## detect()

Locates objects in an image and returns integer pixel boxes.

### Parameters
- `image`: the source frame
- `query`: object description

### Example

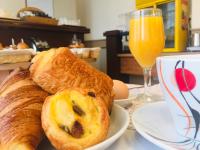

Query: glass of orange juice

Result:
[129,8,165,102]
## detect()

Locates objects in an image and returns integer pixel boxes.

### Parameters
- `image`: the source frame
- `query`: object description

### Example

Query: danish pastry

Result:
[42,88,109,150]
[30,47,114,112]
[0,69,49,150]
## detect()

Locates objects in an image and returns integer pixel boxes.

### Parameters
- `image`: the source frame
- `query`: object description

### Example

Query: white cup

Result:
[156,54,200,141]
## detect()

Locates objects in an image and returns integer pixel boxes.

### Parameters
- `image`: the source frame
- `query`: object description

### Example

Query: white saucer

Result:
[132,101,200,150]
[38,104,129,150]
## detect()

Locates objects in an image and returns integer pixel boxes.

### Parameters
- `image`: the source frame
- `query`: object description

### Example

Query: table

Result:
[107,130,162,150]
[107,84,164,150]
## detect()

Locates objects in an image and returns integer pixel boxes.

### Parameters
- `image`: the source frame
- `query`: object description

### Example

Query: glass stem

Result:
[143,68,152,95]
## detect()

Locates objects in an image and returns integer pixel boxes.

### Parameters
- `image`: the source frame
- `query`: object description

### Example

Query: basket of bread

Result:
[68,34,101,60]
[17,7,58,25]
[0,39,35,83]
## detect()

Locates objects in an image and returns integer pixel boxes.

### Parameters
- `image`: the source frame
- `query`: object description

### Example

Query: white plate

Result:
[114,84,141,107]
[114,93,136,107]
[132,101,200,150]
[38,104,129,150]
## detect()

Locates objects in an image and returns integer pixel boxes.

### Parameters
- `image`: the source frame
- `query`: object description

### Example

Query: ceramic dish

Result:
[114,93,136,107]
[132,101,200,150]
[38,104,129,150]
[114,84,143,107]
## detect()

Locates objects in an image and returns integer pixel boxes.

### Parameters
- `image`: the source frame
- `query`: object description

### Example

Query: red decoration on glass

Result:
[175,68,196,92]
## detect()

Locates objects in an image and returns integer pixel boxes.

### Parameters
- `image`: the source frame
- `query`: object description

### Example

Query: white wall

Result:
[53,0,77,19]
[77,0,135,40]
[191,0,200,29]
[0,0,25,18]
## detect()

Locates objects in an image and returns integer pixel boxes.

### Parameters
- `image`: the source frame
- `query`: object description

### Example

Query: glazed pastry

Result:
[30,47,114,112]
[0,43,3,50]
[42,88,109,150]
[0,69,49,150]
[17,39,29,49]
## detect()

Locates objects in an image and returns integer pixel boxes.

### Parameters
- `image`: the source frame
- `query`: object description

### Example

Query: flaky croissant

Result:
[42,88,110,150]
[30,47,114,112]
[0,69,49,150]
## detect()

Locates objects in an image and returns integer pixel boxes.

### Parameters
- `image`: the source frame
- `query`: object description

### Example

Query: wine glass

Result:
[129,8,165,102]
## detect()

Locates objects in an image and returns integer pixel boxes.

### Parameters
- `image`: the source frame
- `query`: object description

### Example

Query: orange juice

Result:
[129,16,165,68]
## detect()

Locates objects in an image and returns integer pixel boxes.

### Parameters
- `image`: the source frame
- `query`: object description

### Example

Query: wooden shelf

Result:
[0,18,90,48]
[0,18,90,33]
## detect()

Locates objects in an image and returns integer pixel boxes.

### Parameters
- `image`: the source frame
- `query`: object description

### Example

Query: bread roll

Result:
[30,47,114,112]
[0,43,3,50]
[0,69,49,150]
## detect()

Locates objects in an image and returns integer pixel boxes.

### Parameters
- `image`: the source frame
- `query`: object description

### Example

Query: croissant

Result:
[0,69,49,150]
[42,88,109,150]
[30,47,114,112]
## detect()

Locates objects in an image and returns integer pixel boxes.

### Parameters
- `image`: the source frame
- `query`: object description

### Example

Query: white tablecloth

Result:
[106,84,164,150]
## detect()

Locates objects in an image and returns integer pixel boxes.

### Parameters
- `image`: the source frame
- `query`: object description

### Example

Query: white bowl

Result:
[38,104,129,150]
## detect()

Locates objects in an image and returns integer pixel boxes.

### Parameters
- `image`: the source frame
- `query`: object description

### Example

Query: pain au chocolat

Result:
[29,47,114,112]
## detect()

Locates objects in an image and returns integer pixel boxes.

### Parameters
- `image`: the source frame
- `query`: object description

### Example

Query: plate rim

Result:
[86,104,129,150]
[114,95,136,102]
[131,101,177,150]
[114,96,136,107]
